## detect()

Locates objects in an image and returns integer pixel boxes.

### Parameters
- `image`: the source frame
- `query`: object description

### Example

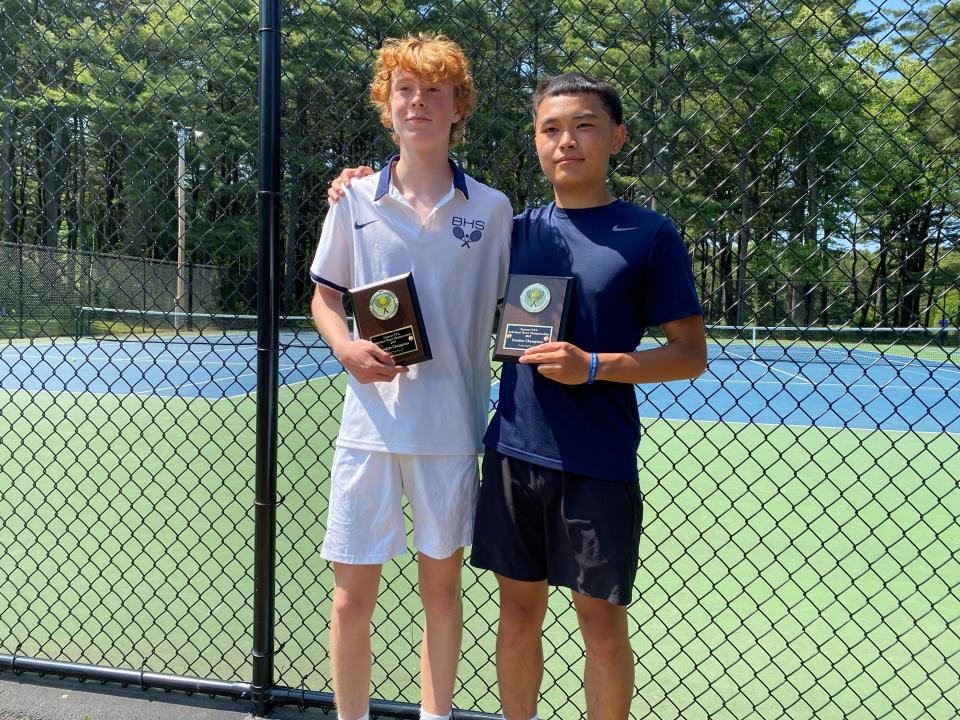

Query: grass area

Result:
[1,382,958,719]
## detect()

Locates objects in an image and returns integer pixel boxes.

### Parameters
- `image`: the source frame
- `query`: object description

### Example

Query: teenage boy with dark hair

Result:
[328,72,706,720]
[310,35,512,720]
[472,73,706,720]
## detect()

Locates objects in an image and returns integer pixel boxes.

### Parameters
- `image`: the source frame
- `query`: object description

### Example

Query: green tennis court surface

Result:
[1,377,956,719]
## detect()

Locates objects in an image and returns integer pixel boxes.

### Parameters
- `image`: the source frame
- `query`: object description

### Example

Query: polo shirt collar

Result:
[374,154,469,201]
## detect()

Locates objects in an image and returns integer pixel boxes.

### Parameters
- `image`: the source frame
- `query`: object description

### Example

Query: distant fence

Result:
[0,241,219,338]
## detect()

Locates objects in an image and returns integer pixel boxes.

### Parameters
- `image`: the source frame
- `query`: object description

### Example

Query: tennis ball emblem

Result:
[520,283,551,313]
[370,289,399,320]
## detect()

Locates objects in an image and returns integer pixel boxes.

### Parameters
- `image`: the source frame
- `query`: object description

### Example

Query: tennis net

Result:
[75,310,960,367]
[643,324,959,367]
[76,306,322,346]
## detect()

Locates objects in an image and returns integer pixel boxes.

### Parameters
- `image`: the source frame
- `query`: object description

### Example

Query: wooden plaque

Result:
[347,272,432,366]
[493,274,574,362]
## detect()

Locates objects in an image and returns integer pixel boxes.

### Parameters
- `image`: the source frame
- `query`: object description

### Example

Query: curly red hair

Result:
[370,34,477,146]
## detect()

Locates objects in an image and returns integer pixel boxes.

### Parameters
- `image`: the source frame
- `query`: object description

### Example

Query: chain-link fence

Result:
[1,0,958,718]
[0,241,221,339]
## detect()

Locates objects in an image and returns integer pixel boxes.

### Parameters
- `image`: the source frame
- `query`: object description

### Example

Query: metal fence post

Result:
[251,0,281,712]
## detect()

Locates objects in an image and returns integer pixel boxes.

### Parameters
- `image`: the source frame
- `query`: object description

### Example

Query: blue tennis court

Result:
[640,356,960,433]
[0,335,339,399]
[4,329,959,433]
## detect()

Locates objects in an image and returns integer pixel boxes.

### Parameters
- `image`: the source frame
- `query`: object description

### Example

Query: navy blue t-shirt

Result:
[483,200,702,484]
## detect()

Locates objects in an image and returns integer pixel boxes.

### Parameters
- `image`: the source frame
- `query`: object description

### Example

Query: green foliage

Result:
[0,0,957,323]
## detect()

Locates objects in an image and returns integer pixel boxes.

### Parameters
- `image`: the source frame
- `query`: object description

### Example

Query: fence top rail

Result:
[0,240,218,271]
[703,324,955,333]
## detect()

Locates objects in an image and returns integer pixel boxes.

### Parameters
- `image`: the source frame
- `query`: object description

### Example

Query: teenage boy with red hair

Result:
[309,35,512,720]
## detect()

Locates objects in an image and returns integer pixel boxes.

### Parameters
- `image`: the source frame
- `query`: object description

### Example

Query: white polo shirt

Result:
[310,157,512,455]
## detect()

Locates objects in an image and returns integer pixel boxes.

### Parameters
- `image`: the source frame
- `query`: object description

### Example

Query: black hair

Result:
[531,73,624,126]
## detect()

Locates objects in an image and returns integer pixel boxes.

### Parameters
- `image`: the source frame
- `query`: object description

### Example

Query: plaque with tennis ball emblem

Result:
[347,272,432,366]
[494,275,574,362]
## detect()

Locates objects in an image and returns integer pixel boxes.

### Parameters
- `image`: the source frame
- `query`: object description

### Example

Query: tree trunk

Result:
[924,240,940,327]
[282,164,301,315]
[851,216,860,315]
[14,148,25,239]
[37,103,68,247]
[819,226,834,324]
[103,142,123,249]
[803,138,818,325]
[923,203,946,326]
[896,201,932,327]
[735,121,758,326]
[720,230,736,325]
[121,146,144,256]
[1,107,15,243]
[877,243,889,324]
[699,232,709,318]
[647,31,659,212]
[859,253,881,327]
[707,231,718,324]
[65,112,79,249]
[77,115,89,249]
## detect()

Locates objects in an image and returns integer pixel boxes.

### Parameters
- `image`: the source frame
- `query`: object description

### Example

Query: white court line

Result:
[0,357,339,399]
[0,384,137,399]
[657,378,959,430]
[240,361,346,396]
[640,415,959,436]
[271,372,345,394]
[715,347,960,381]
[0,350,256,370]
[141,358,342,398]
[739,354,957,392]
[489,380,501,409]
[745,357,807,383]
[889,358,960,382]
[694,376,956,395]
[139,369,259,397]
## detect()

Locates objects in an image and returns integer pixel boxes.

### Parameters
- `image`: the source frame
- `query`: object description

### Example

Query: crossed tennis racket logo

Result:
[453,226,482,247]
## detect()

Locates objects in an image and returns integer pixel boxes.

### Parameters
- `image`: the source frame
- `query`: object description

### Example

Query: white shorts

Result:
[320,447,480,564]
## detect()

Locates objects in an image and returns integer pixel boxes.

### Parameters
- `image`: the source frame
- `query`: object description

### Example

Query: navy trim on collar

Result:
[450,158,469,199]
[373,157,393,200]
[374,155,470,201]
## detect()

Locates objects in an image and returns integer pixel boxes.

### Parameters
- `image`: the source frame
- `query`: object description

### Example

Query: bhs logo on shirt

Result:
[452,216,484,247]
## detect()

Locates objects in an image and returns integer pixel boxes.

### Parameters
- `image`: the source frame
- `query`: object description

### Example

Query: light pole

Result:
[172,121,203,331]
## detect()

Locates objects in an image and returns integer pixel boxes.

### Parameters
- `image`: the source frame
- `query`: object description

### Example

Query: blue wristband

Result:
[587,352,598,384]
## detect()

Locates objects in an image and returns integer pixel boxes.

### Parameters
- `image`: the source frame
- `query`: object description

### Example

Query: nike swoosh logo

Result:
[354,220,379,229]
[612,225,638,232]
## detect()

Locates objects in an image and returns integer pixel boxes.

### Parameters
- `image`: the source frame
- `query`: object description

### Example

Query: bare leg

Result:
[418,549,465,715]
[572,591,633,720]
[330,562,382,720]
[496,575,548,720]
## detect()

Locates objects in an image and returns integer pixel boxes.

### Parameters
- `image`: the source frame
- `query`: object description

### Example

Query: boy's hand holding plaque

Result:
[347,272,432,366]
[494,274,575,362]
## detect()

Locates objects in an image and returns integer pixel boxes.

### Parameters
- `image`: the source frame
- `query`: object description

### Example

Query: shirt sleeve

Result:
[309,197,354,294]
[643,219,703,327]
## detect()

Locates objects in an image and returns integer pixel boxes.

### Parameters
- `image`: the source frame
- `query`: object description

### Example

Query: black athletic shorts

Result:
[470,448,643,606]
